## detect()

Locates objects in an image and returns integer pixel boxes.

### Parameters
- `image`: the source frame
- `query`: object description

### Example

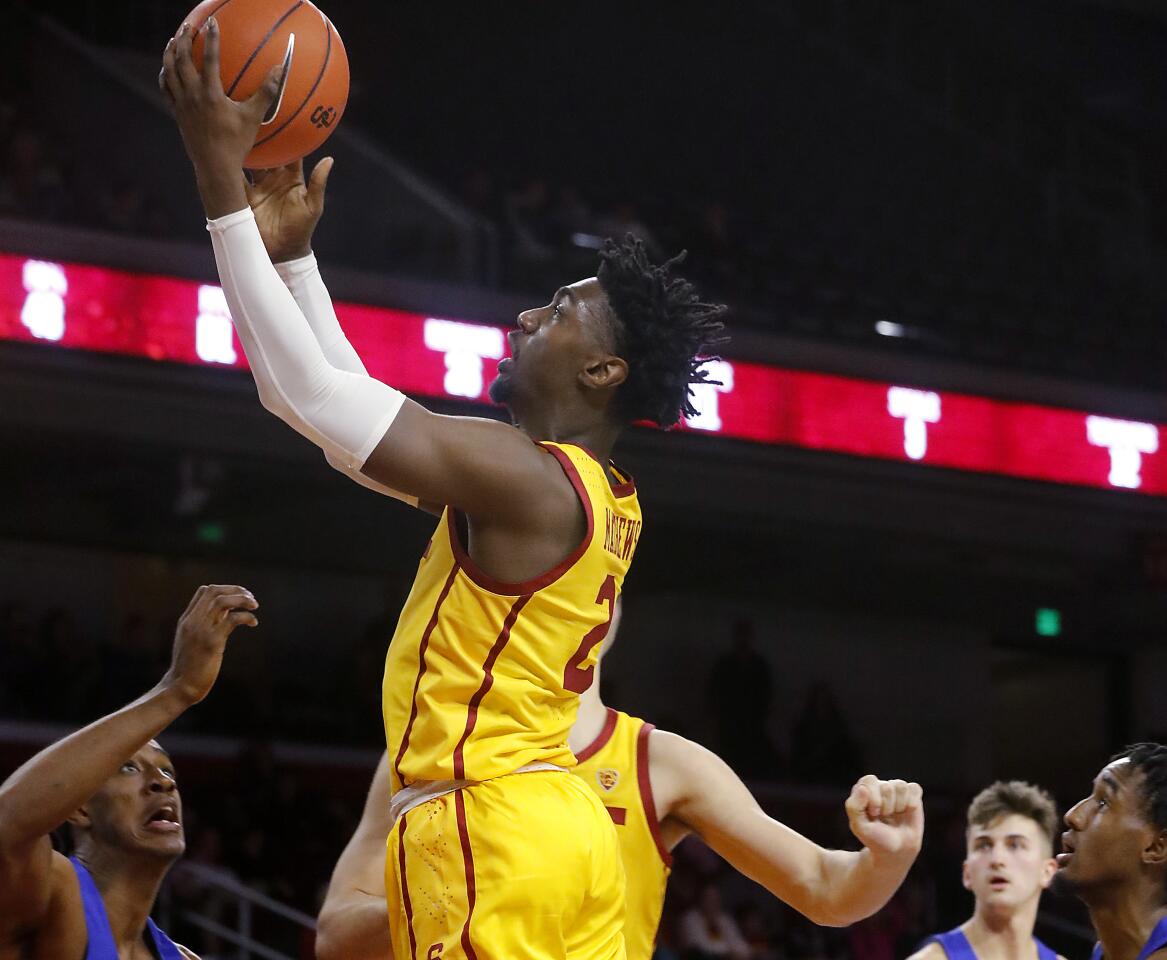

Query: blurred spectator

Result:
[595,199,661,258]
[168,824,237,960]
[0,128,71,222]
[707,619,780,777]
[548,183,593,245]
[679,882,751,960]
[505,179,555,259]
[736,903,781,960]
[789,681,862,786]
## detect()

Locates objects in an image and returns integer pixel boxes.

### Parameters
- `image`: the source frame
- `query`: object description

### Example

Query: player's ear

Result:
[1143,828,1167,868]
[579,354,628,392]
[67,805,92,830]
[961,859,973,891]
[1040,856,1058,888]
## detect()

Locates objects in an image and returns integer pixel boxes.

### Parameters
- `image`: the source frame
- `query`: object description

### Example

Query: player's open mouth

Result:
[989,877,1008,888]
[498,357,514,373]
[144,804,181,833]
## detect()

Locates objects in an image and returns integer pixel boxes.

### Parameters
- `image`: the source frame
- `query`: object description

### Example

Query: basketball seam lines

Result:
[253,11,333,148]
[224,0,304,98]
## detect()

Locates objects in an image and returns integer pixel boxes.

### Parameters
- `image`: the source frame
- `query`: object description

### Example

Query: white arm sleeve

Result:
[273,252,419,506]
[206,208,415,500]
[273,253,367,375]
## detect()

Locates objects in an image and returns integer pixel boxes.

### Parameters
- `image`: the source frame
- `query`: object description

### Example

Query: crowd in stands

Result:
[0,100,176,240]
[454,161,1165,389]
[2,62,1165,391]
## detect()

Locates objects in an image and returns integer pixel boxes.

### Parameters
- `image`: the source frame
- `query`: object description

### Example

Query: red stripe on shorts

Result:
[397,811,418,959]
[454,789,480,960]
[451,594,531,779]
[393,563,460,784]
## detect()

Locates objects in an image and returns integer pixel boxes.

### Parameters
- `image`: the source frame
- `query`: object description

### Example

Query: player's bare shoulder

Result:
[904,939,947,960]
[644,728,716,817]
[0,850,88,960]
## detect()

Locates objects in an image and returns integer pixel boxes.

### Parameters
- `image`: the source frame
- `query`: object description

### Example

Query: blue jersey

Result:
[929,927,1057,960]
[1090,916,1167,960]
[70,857,183,960]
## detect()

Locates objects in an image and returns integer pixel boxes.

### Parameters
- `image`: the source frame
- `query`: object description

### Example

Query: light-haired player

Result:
[315,600,925,960]
[907,781,1065,960]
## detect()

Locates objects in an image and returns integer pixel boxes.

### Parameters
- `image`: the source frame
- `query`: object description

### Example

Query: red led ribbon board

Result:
[1,253,1163,496]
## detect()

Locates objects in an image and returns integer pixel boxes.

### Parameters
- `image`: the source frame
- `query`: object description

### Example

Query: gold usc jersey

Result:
[383,442,642,793]
[574,708,672,960]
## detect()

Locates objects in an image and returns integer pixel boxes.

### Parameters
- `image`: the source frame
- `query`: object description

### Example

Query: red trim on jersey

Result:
[569,442,638,497]
[397,812,418,959]
[575,707,619,763]
[636,722,673,867]
[444,445,593,597]
[455,790,480,960]
[606,805,627,825]
[393,563,460,785]
[452,594,532,779]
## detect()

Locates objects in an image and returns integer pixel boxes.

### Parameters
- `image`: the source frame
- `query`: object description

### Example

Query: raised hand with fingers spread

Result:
[163,583,260,706]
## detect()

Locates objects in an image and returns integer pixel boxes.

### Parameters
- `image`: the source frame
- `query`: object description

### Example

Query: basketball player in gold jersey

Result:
[315,600,925,960]
[163,26,725,960]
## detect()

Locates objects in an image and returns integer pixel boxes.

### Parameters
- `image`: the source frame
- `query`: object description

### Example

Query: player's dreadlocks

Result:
[1113,742,1167,833]
[597,235,728,428]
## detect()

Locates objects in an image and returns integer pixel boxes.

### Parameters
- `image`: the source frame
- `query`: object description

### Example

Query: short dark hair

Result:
[1112,742,1167,832]
[596,235,728,428]
[967,780,1058,849]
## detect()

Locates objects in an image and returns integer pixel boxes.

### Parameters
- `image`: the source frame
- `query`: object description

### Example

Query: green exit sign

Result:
[1035,608,1062,637]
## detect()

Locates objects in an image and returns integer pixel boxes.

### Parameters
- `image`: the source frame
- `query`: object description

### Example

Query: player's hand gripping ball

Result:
[178,0,349,169]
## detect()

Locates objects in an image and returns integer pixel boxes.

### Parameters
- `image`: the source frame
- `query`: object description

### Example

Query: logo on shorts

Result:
[427,945,443,959]
[596,768,620,791]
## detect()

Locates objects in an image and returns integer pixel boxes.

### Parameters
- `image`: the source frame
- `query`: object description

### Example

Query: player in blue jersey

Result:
[908,781,1065,960]
[1057,743,1167,960]
[0,584,258,960]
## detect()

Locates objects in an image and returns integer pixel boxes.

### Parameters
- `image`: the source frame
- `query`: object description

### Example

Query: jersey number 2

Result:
[563,575,617,693]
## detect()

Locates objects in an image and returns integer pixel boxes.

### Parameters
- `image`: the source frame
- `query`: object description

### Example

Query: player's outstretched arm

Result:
[160,23,567,523]
[244,161,430,508]
[316,753,394,960]
[651,731,924,928]
[0,585,257,943]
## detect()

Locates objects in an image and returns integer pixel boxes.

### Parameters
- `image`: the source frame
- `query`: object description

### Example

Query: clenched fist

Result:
[844,774,925,861]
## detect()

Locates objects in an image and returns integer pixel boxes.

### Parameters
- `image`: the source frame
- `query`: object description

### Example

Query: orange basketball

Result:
[181,0,349,169]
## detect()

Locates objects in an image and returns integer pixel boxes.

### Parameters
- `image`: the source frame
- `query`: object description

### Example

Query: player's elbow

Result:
[313,909,347,960]
[806,902,864,928]
[768,856,862,928]
[314,896,391,960]
[255,383,292,422]
[781,889,852,928]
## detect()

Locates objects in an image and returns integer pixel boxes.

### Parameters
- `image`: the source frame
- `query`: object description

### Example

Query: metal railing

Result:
[159,861,316,960]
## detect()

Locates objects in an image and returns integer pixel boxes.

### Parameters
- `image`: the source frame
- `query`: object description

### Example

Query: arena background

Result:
[3,1,1167,957]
